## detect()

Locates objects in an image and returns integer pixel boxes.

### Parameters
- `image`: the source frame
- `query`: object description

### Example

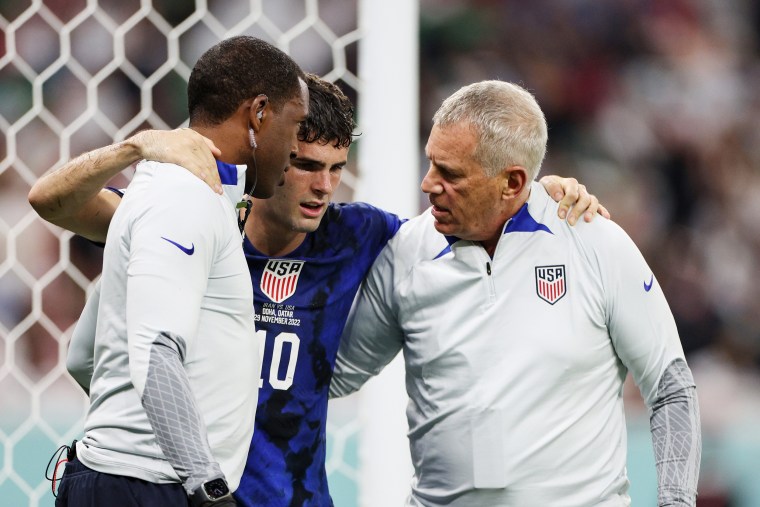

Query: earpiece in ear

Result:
[249,126,257,149]
[257,111,263,121]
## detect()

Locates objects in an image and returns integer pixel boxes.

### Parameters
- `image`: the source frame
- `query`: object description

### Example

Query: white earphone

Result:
[250,106,263,148]
[249,126,257,149]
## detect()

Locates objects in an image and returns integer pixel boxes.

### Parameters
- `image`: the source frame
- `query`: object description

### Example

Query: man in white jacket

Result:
[331,80,701,507]
[38,36,308,507]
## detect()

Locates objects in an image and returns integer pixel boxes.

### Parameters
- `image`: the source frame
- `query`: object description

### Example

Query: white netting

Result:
[0,1,368,505]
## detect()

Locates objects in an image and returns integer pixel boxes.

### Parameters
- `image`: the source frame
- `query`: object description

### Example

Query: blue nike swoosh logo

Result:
[161,237,195,255]
[644,274,654,292]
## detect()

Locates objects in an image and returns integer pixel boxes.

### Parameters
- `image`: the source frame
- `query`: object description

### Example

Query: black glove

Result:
[188,477,237,507]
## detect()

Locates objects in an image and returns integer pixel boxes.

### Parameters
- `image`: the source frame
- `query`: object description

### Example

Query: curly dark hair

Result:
[188,36,305,126]
[299,73,357,148]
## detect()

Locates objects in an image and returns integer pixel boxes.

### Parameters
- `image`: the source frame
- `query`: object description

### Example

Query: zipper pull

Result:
[486,261,492,276]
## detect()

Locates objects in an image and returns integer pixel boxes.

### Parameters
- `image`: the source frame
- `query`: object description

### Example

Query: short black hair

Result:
[188,36,305,126]
[299,73,357,148]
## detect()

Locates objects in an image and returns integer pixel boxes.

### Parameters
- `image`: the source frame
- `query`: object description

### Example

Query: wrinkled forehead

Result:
[426,122,478,161]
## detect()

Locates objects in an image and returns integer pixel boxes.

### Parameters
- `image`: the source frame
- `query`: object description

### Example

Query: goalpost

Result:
[0,1,417,505]
[353,3,417,506]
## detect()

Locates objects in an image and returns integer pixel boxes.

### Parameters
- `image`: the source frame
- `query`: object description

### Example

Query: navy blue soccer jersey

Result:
[234,202,402,507]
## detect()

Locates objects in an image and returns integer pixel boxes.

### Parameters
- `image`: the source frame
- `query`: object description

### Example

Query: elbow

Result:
[65,356,92,393]
[27,185,44,212]
[66,353,87,378]
[28,183,59,220]
[329,361,363,398]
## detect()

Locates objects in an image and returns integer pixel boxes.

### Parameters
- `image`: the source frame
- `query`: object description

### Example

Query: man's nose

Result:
[420,167,442,194]
[313,171,332,194]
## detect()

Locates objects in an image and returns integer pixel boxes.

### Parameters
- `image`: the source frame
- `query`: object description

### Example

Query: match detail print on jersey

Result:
[260,259,305,303]
[535,265,567,305]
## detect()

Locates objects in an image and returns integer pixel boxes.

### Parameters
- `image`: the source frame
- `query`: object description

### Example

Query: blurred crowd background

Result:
[1,0,759,505]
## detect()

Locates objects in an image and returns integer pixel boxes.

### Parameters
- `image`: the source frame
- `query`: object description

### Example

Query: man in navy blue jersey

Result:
[30,73,606,506]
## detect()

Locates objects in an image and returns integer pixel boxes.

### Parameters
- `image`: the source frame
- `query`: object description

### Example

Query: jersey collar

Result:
[434,183,553,259]
[216,160,247,208]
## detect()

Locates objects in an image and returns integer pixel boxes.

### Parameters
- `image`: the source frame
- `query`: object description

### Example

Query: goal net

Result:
[0,1,416,505]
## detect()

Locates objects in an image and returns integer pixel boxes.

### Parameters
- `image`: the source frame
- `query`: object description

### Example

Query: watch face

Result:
[204,478,229,499]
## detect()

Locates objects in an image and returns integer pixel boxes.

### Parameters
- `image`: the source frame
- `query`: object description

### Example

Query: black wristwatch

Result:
[189,477,233,506]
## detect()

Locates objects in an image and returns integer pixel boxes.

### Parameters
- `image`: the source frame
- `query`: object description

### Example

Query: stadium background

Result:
[1,0,759,505]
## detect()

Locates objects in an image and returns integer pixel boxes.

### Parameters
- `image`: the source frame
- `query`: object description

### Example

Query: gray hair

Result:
[432,80,548,180]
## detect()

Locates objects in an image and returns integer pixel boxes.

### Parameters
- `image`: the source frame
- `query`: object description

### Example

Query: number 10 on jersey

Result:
[256,331,300,390]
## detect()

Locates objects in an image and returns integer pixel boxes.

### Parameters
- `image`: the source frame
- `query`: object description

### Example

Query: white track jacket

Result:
[331,181,693,506]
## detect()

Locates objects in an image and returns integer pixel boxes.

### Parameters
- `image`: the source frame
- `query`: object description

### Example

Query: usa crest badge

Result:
[535,265,567,305]
[261,259,305,303]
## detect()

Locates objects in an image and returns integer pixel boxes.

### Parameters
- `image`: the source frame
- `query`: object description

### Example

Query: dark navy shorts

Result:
[55,457,188,507]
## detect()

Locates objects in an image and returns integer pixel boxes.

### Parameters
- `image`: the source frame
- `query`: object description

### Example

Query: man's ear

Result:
[501,166,528,199]
[250,94,268,130]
